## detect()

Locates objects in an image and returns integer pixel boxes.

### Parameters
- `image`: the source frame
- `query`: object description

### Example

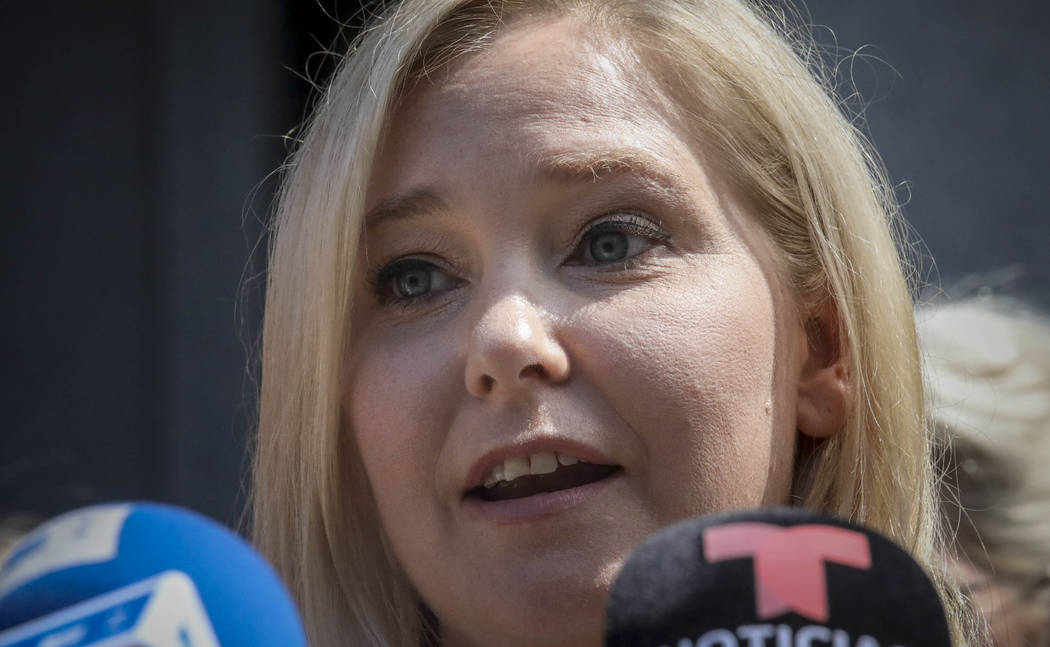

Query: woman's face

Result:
[347,16,814,647]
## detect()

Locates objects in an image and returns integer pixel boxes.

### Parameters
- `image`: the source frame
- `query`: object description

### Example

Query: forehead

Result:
[372,16,689,190]
[424,16,649,119]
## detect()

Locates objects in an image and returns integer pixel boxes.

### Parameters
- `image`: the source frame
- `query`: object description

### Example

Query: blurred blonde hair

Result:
[253,0,975,644]
[920,295,1050,643]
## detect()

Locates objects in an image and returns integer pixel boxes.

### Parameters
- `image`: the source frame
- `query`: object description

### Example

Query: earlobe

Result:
[796,308,851,439]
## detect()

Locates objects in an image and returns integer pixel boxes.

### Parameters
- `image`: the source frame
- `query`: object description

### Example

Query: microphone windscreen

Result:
[0,502,306,647]
[605,507,950,647]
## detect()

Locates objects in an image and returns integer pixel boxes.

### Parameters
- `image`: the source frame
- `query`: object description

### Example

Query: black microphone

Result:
[604,507,951,647]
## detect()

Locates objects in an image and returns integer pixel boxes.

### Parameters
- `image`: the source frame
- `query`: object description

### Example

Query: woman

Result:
[252,1,975,644]
[921,296,1050,646]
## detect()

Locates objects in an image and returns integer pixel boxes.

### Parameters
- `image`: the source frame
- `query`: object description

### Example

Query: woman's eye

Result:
[371,258,458,305]
[588,230,634,263]
[395,266,431,298]
[569,214,669,266]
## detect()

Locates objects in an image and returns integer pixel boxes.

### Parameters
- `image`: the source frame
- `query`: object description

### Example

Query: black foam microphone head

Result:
[605,507,951,647]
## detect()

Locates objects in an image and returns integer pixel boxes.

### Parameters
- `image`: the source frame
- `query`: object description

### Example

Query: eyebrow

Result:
[535,148,689,192]
[364,187,447,229]
[364,148,694,229]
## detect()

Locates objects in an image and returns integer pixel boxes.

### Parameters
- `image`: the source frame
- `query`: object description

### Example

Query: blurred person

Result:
[921,295,1050,646]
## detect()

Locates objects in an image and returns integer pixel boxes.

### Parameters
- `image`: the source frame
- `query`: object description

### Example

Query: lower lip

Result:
[462,471,622,525]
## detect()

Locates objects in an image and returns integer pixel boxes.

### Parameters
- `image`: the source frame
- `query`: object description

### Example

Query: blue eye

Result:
[571,214,669,266]
[371,258,458,305]
[588,231,631,263]
[395,266,432,298]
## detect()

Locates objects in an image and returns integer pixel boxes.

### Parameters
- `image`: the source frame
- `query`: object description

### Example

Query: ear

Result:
[796,302,851,439]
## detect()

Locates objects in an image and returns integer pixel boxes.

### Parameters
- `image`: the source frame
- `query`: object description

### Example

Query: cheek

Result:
[568,257,796,516]
[345,326,461,529]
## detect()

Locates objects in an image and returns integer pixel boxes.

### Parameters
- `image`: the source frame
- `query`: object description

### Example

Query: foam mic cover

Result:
[605,507,951,647]
[0,502,306,647]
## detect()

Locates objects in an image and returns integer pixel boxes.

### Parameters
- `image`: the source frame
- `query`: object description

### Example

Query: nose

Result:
[464,294,570,400]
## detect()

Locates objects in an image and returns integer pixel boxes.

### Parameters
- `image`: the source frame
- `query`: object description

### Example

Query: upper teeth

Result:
[483,452,583,488]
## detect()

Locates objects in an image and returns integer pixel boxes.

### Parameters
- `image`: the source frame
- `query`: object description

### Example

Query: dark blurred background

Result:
[2,1,1047,531]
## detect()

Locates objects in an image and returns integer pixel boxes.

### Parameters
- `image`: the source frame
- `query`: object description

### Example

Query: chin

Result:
[436,550,623,647]
[443,601,605,647]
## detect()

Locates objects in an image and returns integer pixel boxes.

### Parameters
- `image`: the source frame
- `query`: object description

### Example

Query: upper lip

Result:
[461,437,618,497]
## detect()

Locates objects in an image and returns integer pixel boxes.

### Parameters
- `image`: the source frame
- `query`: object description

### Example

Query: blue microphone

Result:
[0,502,307,647]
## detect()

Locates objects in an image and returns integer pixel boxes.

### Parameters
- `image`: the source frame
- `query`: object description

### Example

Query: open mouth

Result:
[465,452,622,502]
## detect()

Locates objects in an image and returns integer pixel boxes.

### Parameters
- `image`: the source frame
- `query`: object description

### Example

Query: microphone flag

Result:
[604,507,951,647]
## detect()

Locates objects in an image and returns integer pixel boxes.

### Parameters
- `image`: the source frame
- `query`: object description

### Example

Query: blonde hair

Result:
[921,296,1050,643]
[252,0,974,644]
